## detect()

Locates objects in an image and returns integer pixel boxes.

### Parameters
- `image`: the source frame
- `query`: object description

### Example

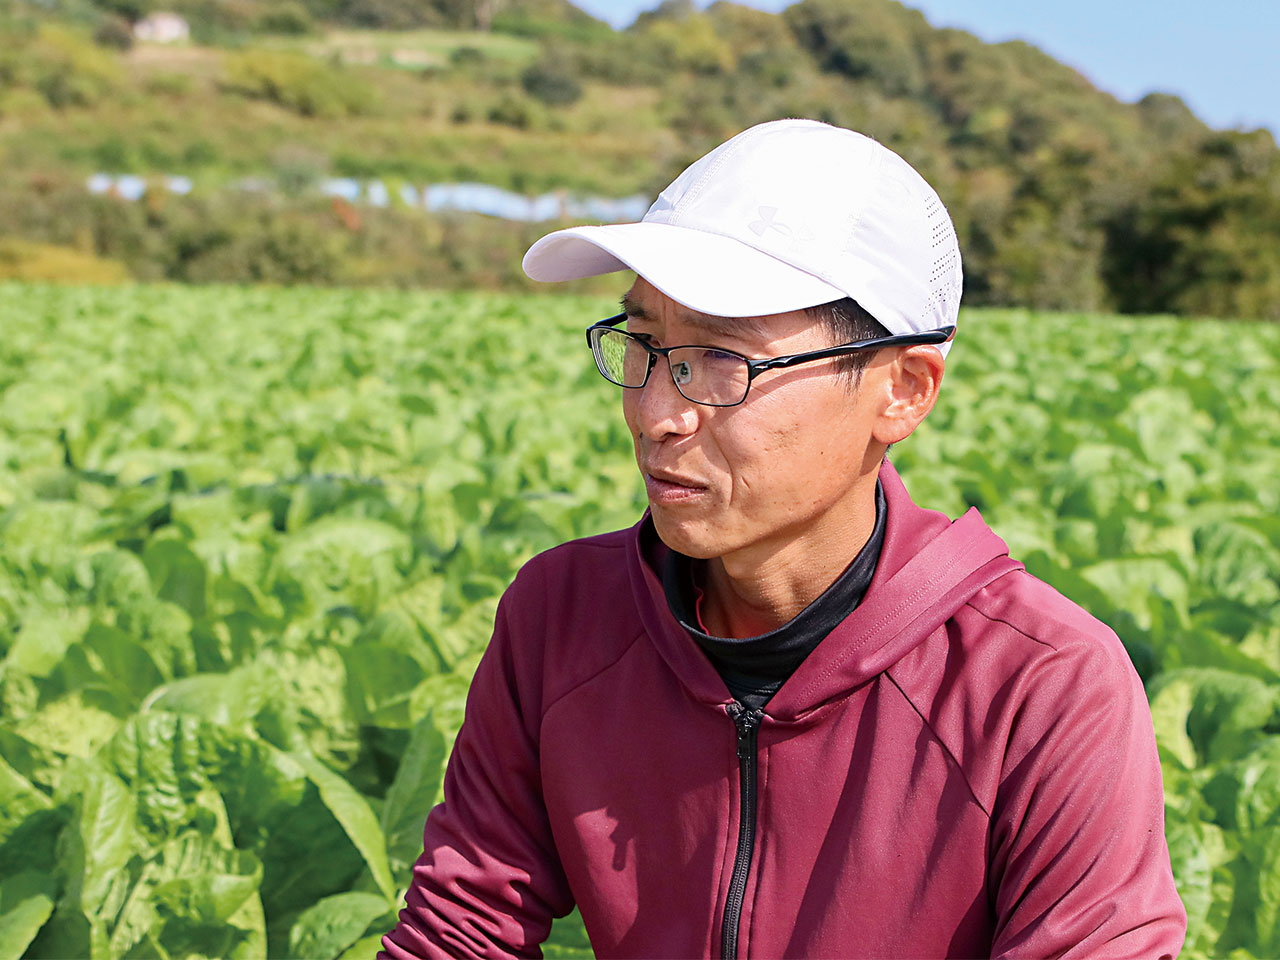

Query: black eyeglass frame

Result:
[585,313,956,408]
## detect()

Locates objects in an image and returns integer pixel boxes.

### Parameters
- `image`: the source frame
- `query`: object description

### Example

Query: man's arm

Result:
[987,631,1187,959]
[380,579,574,959]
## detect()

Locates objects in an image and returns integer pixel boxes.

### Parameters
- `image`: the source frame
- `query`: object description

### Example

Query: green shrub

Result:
[91,135,136,171]
[92,14,134,51]
[0,23,122,108]
[255,1,315,35]
[342,0,448,30]
[486,92,540,130]
[139,138,179,168]
[632,12,735,75]
[221,48,376,118]
[0,86,48,121]
[182,139,221,167]
[272,144,329,196]
[520,60,581,107]
[144,70,196,96]
[0,239,132,284]
[785,0,928,97]
[737,48,807,88]
[449,45,485,66]
[175,0,258,43]
[181,211,346,283]
[491,8,616,46]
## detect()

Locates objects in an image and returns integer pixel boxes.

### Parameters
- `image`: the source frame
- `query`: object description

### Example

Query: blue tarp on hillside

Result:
[86,173,649,224]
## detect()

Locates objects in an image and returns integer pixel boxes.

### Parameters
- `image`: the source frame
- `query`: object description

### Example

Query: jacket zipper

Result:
[722,701,763,959]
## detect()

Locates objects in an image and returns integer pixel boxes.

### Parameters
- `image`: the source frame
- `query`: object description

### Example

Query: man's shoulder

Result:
[960,567,1135,680]
[511,525,635,593]
[890,566,1150,812]
[497,522,646,661]
[541,524,636,558]
[475,524,651,722]
[891,565,1140,709]
[939,566,1149,750]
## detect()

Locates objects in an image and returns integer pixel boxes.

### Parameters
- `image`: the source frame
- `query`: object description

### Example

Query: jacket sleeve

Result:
[987,630,1187,959]
[380,573,574,959]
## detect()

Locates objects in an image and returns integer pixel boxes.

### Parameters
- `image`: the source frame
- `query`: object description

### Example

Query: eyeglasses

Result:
[585,313,955,407]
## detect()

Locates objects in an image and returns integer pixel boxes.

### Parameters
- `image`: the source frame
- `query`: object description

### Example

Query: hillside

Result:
[0,0,1277,317]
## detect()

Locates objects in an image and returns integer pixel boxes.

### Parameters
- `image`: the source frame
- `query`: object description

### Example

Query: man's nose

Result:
[635,358,699,440]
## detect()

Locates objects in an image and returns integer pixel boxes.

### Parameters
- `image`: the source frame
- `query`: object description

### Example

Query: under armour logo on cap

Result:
[749,206,813,242]
[749,206,784,236]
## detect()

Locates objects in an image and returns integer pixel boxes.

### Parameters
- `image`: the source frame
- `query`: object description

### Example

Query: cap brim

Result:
[522,222,844,318]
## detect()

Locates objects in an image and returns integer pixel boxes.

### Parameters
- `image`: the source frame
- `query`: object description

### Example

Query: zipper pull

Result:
[727,701,763,760]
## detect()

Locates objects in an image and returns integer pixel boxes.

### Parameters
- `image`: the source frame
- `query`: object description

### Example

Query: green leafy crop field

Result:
[0,282,1278,959]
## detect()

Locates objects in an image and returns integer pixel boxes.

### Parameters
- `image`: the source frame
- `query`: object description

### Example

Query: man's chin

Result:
[649,511,727,561]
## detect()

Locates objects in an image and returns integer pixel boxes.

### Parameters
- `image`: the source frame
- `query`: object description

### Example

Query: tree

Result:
[1103,130,1280,319]
[784,0,928,97]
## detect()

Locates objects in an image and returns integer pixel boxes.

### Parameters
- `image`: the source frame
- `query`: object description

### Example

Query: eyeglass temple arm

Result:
[585,313,629,347]
[750,325,957,372]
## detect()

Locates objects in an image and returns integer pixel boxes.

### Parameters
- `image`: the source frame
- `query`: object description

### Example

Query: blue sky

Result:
[573,0,1279,137]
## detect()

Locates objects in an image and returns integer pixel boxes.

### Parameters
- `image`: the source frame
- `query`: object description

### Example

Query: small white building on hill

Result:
[133,12,190,43]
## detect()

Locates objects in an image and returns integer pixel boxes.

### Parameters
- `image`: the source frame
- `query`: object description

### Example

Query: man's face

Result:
[621,277,889,568]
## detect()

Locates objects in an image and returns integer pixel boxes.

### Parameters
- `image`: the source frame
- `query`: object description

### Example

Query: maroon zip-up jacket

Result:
[382,460,1187,958]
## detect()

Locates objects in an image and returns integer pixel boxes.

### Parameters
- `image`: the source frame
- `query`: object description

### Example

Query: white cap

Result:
[522,118,962,357]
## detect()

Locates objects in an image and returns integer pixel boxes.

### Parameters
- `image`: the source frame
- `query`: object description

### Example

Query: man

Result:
[381,119,1187,958]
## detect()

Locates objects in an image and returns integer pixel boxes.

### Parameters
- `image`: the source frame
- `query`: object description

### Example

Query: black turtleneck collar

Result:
[661,479,887,710]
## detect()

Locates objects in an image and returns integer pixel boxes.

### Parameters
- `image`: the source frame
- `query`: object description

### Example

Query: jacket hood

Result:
[625,458,1023,721]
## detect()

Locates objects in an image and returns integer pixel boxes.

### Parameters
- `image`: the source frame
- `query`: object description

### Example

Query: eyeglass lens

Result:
[592,329,750,406]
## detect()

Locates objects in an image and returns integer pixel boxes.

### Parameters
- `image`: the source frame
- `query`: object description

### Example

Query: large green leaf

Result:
[57,622,167,712]
[145,663,274,728]
[341,641,425,729]
[288,891,393,960]
[104,832,265,960]
[52,757,139,942]
[271,517,412,619]
[143,538,210,619]
[98,712,209,844]
[1147,668,1280,769]
[82,549,153,611]
[151,834,263,925]
[381,710,446,872]
[0,756,52,846]
[1255,827,1280,956]
[1,501,105,572]
[0,871,56,960]
[5,607,87,679]
[338,932,390,960]
[1195,521,1280,609]
[1079,555,1190,631]
[292,752,396,903]
[1201,736,1280,835]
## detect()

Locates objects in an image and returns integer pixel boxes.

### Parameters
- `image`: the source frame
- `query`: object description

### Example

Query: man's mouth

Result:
[644,470,708,503]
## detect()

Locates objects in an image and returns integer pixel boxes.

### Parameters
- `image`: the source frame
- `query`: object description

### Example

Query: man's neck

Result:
[697,476,879,639]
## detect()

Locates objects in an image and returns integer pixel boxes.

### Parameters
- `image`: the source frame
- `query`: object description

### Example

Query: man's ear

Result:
[871,345,945,447]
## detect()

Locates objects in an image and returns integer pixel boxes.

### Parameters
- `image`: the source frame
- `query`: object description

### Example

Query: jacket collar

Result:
[624,458,1022,721]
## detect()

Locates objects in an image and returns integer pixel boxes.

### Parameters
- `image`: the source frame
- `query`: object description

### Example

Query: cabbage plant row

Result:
[0,282,1277,959]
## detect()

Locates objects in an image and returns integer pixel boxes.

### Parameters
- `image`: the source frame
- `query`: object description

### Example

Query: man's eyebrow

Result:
[619,295,773,340]
[619,294,647,319]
